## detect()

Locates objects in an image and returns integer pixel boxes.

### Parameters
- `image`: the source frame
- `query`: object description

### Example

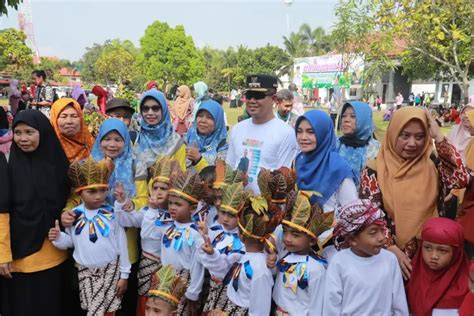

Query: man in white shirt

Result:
[226,75,298,193]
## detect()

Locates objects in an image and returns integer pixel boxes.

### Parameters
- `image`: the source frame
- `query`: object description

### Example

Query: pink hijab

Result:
[448,105,474,159]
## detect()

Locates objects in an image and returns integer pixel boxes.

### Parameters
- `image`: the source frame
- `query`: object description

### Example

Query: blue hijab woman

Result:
[133,90,184,179]
[91,118,136,203]
[336,101,380,183]
[295,110,358,212]
[186,99,228,164]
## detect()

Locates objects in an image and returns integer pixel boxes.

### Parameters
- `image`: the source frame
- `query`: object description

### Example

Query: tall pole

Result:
[283,0,294,35]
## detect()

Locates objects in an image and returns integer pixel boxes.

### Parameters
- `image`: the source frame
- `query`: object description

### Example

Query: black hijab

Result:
[0,153,8,214]
[9,110,70,259]
[0,107,8,130]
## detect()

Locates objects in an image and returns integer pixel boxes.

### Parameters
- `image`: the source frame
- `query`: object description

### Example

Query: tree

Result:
[137,21,205,87]
[80,42,110,83]
[1,0,22,16]
[38,57,71,83]
[94,39,138,84]
[298,24,332,56]
[0,28,32,76]
[281,32,308,80]
[372,0,474,102]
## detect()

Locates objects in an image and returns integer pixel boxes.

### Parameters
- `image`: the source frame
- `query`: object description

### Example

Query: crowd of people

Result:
[0,72,473,316]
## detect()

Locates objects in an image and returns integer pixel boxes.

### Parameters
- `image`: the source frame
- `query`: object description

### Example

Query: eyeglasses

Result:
[244,90,274,100]
[141,105,161,113]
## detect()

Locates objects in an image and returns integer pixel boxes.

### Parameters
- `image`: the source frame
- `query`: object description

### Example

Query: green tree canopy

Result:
[94,39,138,84]
[137,21,205,87]
[372,0,474,102]
[1,0,22,16]
[0,28,32,76]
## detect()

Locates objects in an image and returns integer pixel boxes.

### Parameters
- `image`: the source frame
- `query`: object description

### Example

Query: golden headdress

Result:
[219,182,246,216]
[147,265,187,307]
[150,156,180,185]
[258,167,296,204]
[282,191,333,240]
[69,157,114,193]
[169,169,203,204]
[213,159,243,189]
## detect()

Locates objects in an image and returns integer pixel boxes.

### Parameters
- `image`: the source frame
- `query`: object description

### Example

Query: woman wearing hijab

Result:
[0,110,70,316]
[50,98,94,162]
[0,107,12,157]
[133,90,187,180]
[8,79,21,116]
[71,84,88,109]
[448,105,474,160]
[407,218,470,316]
[360,107,468,281]
[92,85,109,114]
[185,99,228,165]
[337,101,380,182]
[295,110,358,248]
[191,81,209,121]
[171,85,194,136]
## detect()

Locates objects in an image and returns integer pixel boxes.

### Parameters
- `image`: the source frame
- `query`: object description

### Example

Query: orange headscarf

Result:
[50,98,94,162]
[173,85,193,120]
[376,107,438,248]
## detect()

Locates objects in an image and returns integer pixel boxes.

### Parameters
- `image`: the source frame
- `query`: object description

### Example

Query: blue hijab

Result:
[295,110,356,205]
[186,100,228,164]
[336,101,376,182]
[91,118,136,203]
[134,90,181,178]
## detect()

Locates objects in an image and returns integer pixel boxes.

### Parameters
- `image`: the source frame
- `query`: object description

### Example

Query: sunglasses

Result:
[244,90,275,100]
[141,105,161,113]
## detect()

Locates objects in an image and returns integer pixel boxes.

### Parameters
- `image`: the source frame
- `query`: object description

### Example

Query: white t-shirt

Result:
[323,248,409,316]
[226,117,298,194]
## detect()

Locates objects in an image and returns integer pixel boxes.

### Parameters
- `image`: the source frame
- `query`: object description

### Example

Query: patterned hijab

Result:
[91,118,136,203]
[186,99,228,164]
[447,105,474,160]
[134,90,181,179]
[295,110,356,205]
[375,107,438,248]
[337,101,378,181]
[50,98,94,162]
[173,85,193,120]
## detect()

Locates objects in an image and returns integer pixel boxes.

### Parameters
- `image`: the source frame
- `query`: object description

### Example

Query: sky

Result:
[0,0,338,61]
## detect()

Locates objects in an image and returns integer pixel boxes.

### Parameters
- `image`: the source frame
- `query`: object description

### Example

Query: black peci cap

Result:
[245,75,278,92]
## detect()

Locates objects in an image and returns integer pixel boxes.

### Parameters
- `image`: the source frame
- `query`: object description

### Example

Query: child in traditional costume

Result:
[273,191,332,315]
[407,217,470,316]
[222,192,284,315]
[144,265,188,316]
[130,156,180,316]
[197,180,246,314]
[48,158,131,316]
[192,165,218,227]
[159,169,206,315]
[324,199,408,315]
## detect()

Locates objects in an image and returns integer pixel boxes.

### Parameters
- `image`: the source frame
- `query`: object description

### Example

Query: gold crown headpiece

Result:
[150,156,180,185]
[69,157,114,193]
[169,169,203,204]
[282,191,333,240]
[147,265,187,307]
[213,159,243,189]
[258,167,296,204]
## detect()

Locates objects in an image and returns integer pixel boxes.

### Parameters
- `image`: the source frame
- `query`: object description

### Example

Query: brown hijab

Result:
[173,85,193,120]
[376,107,438,248]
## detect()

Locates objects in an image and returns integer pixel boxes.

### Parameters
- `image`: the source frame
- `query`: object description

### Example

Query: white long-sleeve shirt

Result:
[226,252,274,316]
[52,203,131,279]
[273,253,326,315]
[323,248,409,316]
[157,221,205,301]
[196,225,245,280]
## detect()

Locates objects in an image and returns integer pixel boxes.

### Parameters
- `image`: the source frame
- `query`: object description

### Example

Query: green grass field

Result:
[1,98,451,138]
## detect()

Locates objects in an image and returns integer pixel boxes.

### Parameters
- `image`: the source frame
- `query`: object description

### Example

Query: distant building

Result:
[58,67,81,86]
